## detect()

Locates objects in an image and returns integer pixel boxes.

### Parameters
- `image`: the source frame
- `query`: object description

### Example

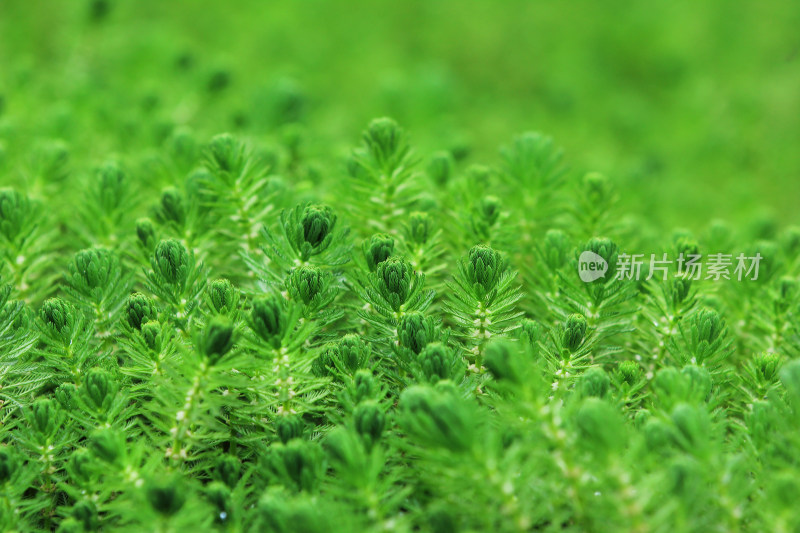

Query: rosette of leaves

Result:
[285,265,341,323]
[73,161,136,248]
[353,256,435,339]
[35,297,95,383]
[399,211,447,282]
[199,133,284,265]
[445,244,522,364]
[346,118,422,234]
[0,188,58,302]
[255,203,351,274]
[64,247,131,336]
[145,239,206,326]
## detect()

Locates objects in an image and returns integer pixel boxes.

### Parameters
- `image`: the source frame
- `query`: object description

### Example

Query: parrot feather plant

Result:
[0,117,799,533]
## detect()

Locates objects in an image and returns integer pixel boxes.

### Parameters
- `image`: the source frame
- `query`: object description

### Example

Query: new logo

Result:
[578,251,608,282]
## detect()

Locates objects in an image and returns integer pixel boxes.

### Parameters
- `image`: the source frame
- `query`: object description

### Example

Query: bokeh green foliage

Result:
[1,0,799,229]
[2,1,800,532]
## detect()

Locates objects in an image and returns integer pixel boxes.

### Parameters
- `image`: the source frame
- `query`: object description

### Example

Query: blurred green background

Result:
[1,0,799,231]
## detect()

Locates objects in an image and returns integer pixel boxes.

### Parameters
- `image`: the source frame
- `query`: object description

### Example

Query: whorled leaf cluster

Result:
[1,118,799,533]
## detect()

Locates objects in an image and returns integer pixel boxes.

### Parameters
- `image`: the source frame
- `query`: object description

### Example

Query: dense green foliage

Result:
[2,2,800,532]
[2,115,799,531]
